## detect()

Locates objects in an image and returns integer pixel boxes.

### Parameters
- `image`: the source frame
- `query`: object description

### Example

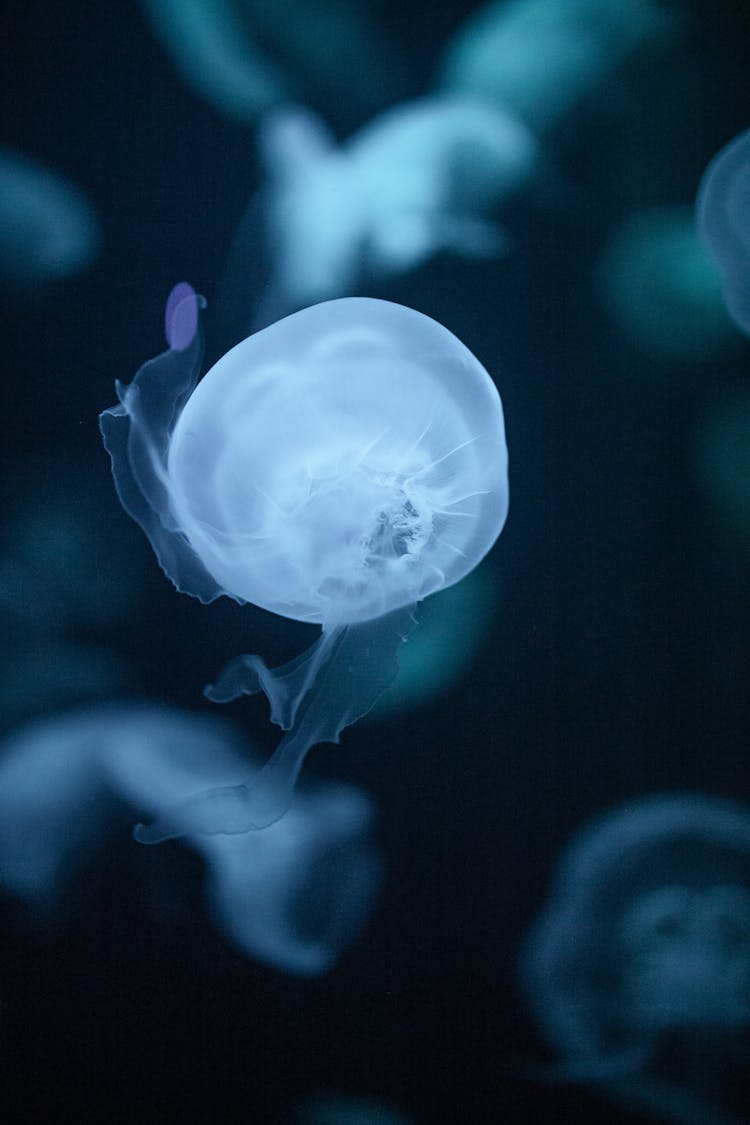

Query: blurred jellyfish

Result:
[0,702,382,974]
[520,793,750,1125]
[0,456,146,634]
[0,708,122,910]
[100,286,509,841]
[198,784,382,975]
[696,127,750,339]
[595,206,739,364]
[103,707,383,975]
[436,0,676,135]
[140,0,406,128]
[295,1093,417,1125]
[255,96,536,318]
[0,457,143,730]
[693,387,750,550]
[0,148,99,288]
[369,562,500,720]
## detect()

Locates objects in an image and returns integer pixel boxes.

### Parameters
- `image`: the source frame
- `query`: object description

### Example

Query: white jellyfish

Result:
[0,702,382,975]
[520,793,750,1125]
[100,286,509,840]
[696,127,750,338]
[255,96,536,317]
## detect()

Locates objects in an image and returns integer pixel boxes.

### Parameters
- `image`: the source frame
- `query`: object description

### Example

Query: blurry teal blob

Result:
[436,0,675,134]
[0,702,382,974]
[595,206,738,363]
[140,0,406,127]
[520,793,750,1124]
[369,563,500,720]
[696,127,750,338]
[100,294,509,840]
[0,147,99,286]
[295,1093,416,1125]
[0,455,146,633]
[693,387,750,548]
[258,96,536,312]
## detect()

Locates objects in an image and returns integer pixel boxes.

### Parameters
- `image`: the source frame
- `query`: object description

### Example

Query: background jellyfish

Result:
[0,147,99,289]
[0,708,121,913]
[519,793,750,1125]
[254,96,536,319]
[696,127,750,339]
[368,561,500,721]
[435,0,677,135]
[0,456,142,728]
[294,1093,417,1125]
[595,205,739,365]
[140,0,407,130]
[0,702,382,975]
[100,288,509,841]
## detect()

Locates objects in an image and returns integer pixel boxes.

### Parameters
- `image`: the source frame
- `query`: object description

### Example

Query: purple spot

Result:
[164,281,198,350]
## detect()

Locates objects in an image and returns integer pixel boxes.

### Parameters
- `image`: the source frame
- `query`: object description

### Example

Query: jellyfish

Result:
[696,127,750,338]
[294,1093,417,1125]
[102,707,383,975]
[140,0,407,130]
[0,147,99,288]
[0,708,119,910]
[435,0,676,135]
[255,96,536,319]
[198,783,382,975]
[100,286,509,840]
[0,702,382,975]
[595,205,738,364]
[519,793,750,1125]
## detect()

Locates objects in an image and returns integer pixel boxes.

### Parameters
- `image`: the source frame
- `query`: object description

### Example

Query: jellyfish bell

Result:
[520,792,750,1123]
[101,287,508,840]
[696,126,750,338]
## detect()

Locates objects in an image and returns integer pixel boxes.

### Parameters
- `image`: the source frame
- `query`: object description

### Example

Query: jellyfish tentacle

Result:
[134,608,417,842]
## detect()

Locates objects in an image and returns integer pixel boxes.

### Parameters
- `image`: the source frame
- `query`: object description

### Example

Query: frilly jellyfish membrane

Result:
[100,284,508,842]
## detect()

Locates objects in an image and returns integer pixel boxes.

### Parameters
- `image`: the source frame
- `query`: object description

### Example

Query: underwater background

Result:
[1,2,750,1122]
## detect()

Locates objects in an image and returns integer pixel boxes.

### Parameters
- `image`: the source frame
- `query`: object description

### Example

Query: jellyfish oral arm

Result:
[134,607,416,842]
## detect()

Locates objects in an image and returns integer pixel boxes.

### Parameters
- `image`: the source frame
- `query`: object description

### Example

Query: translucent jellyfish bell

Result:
[696,127,750,337]
[100,288,508,841]
[520,793,750,1125]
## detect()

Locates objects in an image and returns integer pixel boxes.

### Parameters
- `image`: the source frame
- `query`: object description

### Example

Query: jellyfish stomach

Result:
[280,462,438,620]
